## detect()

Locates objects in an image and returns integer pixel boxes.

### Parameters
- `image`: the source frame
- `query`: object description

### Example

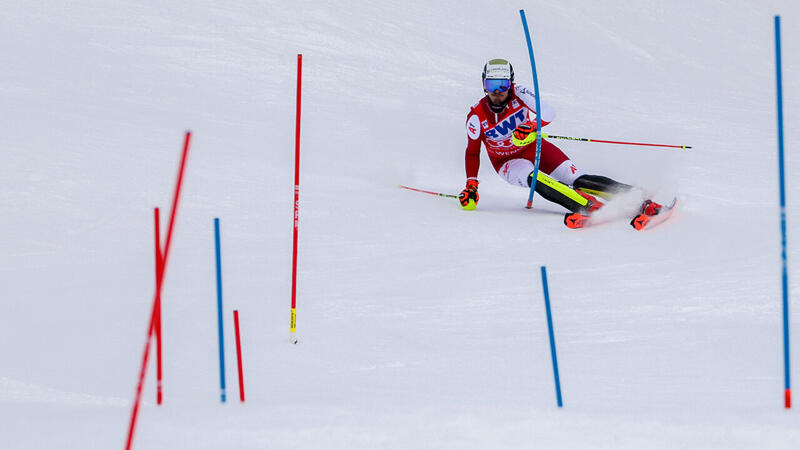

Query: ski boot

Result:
[564,191,603,229]
[640,199,663,216]
[630,199,664,230]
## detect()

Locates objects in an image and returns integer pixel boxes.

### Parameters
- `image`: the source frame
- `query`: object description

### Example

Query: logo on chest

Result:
[485,109,527,140]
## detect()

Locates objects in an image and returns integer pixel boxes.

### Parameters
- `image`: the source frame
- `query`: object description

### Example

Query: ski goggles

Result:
[484,78,511,93]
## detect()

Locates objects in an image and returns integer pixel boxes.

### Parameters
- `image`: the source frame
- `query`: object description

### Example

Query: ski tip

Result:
[668,196,679,208]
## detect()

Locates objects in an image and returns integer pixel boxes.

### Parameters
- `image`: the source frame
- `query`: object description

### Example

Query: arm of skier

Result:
[512,85,556,146]
[514,84,556,126]
[461,114,482,210]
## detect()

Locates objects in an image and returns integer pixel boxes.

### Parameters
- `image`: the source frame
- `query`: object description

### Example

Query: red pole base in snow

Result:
[786,389,792,409]
[233,310,245,403]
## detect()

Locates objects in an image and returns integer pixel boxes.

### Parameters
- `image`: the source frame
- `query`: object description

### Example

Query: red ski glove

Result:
[512,121,538,147]
[459,179,479,210]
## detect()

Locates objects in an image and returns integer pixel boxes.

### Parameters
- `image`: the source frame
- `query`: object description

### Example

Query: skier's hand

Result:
[459,179,479,210]
[512,122,537,147]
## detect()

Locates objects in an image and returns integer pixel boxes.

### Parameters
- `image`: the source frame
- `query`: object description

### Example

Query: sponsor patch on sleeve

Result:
[467,114,481,140]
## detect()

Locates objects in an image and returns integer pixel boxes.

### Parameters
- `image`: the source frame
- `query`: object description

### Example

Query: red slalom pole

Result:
[154,208,163,406]
[289,54,302,345]
[125,131,191,450]
[233,310,245,402]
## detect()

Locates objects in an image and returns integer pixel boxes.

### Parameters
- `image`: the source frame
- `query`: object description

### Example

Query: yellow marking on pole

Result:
[290,308,297,343]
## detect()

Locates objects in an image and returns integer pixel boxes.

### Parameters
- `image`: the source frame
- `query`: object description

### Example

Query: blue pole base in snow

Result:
[540,266,563,407]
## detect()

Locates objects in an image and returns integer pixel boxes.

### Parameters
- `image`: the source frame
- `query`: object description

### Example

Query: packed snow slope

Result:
[2,1,800,448]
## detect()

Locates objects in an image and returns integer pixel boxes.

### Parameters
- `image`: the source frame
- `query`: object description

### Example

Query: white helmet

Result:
[482,59,515,93]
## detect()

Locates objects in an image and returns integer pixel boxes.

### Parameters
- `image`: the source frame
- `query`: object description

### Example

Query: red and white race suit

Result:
[465,84,582,187]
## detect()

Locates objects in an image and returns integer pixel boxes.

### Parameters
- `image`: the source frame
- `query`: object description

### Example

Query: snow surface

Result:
[2,0,800,448]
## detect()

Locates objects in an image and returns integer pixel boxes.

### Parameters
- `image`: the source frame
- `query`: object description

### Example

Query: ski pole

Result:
[534,133,691,149]
[399,184,459,199]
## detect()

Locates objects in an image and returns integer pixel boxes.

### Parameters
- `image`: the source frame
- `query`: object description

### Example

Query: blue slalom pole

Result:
[520,9,544,209]
[540,266,563,407]
[214,218,227,403]
[775,15,791,409]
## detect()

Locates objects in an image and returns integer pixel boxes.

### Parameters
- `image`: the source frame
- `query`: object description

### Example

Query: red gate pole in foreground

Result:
[289,53,302,345]
[154,207,163,405]
[125,131,192,450]
[233,310,245,402]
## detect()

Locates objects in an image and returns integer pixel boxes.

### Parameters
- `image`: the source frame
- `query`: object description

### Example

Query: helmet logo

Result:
[485,66,511,79]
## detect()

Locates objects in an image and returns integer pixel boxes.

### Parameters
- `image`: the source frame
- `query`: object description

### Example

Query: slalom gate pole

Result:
[154,208,163,405]
[399,184,459,199]
[214,218,227,403]
[775,15,791,409]
[520,9,543,209]
[233,310,245,402]
[290,54,302,345]
[125,131,192,450]
[540,266,563,407]
[532,133,691,150]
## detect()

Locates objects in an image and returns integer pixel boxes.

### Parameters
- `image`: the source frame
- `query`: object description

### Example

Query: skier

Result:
[458,58,661,228]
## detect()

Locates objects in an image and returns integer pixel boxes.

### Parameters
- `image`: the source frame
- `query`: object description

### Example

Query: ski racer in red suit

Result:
[459,59,661,227]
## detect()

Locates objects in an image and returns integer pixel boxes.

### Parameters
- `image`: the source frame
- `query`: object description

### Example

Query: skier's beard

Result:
[487,95,509,113]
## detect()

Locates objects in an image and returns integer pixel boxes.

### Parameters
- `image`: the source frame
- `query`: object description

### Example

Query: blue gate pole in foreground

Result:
[775,15,791,409]
[214,218,227,403]
[540,266,563,407]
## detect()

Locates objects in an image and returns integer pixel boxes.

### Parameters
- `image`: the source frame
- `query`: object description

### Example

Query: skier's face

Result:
[487,89,509,105]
